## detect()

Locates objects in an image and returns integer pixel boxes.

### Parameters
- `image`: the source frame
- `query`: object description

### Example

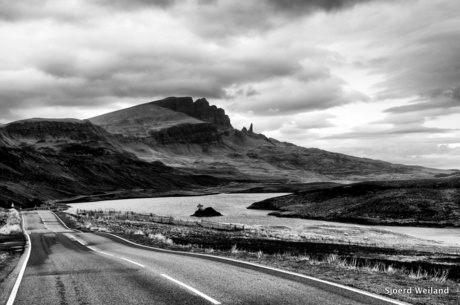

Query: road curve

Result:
[9,211,406,305]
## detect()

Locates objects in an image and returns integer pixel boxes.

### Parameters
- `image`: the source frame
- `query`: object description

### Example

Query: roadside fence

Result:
[73,209,459,254]
[75,209,245,232]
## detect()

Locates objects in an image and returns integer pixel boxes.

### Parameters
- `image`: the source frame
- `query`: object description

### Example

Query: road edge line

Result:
[99,232,409,305]
[161,274,221,305]
[6,212,32,305]
[120,257,145,267]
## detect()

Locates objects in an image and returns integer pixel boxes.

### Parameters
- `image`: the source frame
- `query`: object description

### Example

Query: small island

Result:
[191,204,223,217]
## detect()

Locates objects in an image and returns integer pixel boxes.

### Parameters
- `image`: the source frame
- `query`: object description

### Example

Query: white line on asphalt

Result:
[38,211,57,233]
[86,244,144,266]
[6,213,32,305]
[86,246,115,257]
[75,238,86,245]
[71,236,87,246]
[121,257,145,267]
[102,232,409,305]
[161,274,221,305]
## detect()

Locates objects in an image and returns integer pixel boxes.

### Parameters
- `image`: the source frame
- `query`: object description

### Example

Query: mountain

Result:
[0,97,453,207]
[89,97,450,183]
[248,176,460,226]
[0,118,224,207]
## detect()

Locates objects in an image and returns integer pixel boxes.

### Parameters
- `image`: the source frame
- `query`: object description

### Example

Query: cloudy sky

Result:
[1,0,459,169]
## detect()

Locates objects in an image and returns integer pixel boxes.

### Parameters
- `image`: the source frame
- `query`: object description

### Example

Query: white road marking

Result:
[86,245,140,263]
[7,214,32,305]
[121,257,145,267]
[37,211,57,233]
[64,233,87,246]
[73,237,86,245]
[103,232,408,305]
[161,274,221,305]
[86,245,115,257]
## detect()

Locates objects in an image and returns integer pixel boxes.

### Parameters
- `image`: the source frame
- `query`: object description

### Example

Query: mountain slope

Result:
[88,97,450,182]
[89,102,203,137]
[0,119,224,207]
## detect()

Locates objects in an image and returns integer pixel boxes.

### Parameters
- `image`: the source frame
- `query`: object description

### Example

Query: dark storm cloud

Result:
[29,43,305,109]
[175,0,390,39]
[26,44,347,118]
[95,0,175,11]
[0,1,77,22]
[324,125,455,140]
[0,0,174,23]
[235,74,369,116]
[369,7,460,117]
[266,0,387,16]
[0,1,40,21]
[385,88,460,114]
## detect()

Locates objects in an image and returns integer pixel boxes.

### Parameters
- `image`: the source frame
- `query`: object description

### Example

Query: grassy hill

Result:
[89,102,203,137]
[248,177,460,226]
[0,119,225,207]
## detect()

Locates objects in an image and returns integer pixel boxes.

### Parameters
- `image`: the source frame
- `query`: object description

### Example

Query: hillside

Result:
[0,119,225,208]
[248,177,460,226]
[88,97,450,182]
[89,102,203,137]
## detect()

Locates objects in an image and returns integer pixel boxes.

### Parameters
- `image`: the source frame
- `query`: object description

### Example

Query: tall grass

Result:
[147,233,173,245]
[0,209,22,235]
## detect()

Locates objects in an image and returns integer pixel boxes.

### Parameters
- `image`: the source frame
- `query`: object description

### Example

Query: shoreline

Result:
[60,190,460,231]
[263,211,460,228]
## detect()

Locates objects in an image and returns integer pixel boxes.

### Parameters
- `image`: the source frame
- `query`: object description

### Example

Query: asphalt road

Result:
[11,211,403,305]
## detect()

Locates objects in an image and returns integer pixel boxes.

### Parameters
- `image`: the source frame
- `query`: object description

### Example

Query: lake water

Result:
[67,193,460,245]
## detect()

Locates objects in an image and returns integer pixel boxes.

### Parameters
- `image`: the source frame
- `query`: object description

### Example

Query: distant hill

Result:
[248,177,460,226]
[0,119,224,207]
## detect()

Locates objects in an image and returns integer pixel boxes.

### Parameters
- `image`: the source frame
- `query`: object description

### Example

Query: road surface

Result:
[10,211,403,305]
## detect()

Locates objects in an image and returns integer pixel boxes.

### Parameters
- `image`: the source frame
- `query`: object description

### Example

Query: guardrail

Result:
[75,209,245,232]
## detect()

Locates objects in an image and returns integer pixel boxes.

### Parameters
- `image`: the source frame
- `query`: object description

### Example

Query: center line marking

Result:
[85,245,141,264]
[161,274,221,305]
[121,257,145,267]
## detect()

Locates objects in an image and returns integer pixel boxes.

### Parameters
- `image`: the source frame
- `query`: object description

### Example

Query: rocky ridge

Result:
[152,97,232,130]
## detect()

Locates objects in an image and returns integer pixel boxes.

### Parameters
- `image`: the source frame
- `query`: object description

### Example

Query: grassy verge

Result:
[61,212,460,305]
[0,209,24,293]
[0,252,21,286]
[107,232,460,305]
